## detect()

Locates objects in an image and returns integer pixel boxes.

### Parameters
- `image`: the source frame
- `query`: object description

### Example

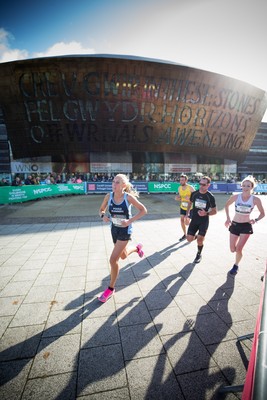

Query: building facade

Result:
[237,122,267,181]
[0,55,267,182]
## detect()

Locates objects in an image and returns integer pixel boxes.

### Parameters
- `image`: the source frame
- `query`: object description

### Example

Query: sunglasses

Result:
[199,183,208,186]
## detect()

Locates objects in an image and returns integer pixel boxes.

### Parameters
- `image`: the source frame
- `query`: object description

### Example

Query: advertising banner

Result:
[227,183,242,193]
[148,182,178,193]
[11,156,52,174]
[2,181,265,204]
[87,182,113,192]
[0,183,85,204]
[87,181,148,193]
[209,182,228,193]
[255,183,267,193]
[90,152,132,173]
[164,153,197,174]
[133,181,149,192]
[147,182,200,193]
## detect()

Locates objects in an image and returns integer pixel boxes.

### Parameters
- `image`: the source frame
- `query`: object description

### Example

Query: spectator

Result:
[45,175,51,184]
[0,178,9,186]
[24,175,34,185]
[34,176,41,185]
[56,175,62,184]
[12,176,22,186]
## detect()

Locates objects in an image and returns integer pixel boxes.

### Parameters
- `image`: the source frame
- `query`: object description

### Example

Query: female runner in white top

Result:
[225,176,265,275]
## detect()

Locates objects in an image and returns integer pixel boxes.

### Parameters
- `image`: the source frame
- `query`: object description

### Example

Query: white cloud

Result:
[0,28,95,62]
[32,41,95,58]
[0,28,29,62]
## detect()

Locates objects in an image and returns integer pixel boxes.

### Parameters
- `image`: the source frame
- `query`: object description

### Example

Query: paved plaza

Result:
[0,193,266,399]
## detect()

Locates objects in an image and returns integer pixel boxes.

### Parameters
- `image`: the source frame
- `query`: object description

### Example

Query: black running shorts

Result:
[111,225,131,243]
[180,208,193,218]
[187,218,209,237]
[229,221,253,236]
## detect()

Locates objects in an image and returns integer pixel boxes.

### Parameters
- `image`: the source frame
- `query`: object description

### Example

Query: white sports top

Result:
[235,194,254,215]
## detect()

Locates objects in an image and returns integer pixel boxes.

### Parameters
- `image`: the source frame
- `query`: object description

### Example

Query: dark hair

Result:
[201,176,211,184]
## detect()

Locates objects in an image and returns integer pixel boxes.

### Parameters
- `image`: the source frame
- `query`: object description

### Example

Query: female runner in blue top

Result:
[98,174,147,302]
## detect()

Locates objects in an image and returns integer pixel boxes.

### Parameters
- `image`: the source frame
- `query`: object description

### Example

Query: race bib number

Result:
[195,198,207,209]
[181,201,188,208]
[111,215,125,227]
[236,204,252,214]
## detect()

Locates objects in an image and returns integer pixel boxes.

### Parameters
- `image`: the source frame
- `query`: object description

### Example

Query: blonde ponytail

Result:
[116,174,139,197]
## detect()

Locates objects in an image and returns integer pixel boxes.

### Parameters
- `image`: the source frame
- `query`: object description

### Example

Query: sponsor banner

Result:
[90,162,132,173]
[148,182,199,193]
[164,153,197,174]
[147,181,241,194]
[0,183,85,204]
[209,182,228,193]
[166,166,193,173]
[11,156,52,174]
[90,152,132,173]
[87,181,148,193]
[148,182,178,193]
[87,182,113,192]
[227,183,242,193]
[188,183,199,191]
[133,181,148,192]
[210,182,267,193]
[2,182,265,204]
[255,183,267,193]
[208,183,243,193]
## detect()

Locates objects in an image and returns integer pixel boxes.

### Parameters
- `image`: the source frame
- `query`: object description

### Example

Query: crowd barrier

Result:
[87,181,267,194]
[87,181,200,194]
[1,181,267,205]
[0,183,85,204]
[247,265,267,400]
[219,264,267,399]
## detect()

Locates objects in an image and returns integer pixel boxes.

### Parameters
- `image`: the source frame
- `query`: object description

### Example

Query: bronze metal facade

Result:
[0,55,266,162]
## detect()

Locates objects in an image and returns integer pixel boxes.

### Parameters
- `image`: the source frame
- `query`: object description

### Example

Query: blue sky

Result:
[1,0,267,120]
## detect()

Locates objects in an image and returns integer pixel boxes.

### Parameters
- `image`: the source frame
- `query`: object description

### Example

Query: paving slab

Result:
[0,193,266,399]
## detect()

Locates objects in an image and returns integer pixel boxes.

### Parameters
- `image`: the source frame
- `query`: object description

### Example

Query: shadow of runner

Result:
[0,248,192,398]
[0,250,165,395]
[53,262,195,399]
[144,240,190,271]
[144,274,237,400]
[0,300,102,383]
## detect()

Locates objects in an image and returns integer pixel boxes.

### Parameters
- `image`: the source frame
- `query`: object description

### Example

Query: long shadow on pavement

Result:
[0,241,182,381]
[0,243,192,398]
[53,262,195,399]
[144,274,237,399]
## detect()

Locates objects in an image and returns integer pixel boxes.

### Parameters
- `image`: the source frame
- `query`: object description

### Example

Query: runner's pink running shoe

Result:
[136,243,144,258]
[98,288,115,303]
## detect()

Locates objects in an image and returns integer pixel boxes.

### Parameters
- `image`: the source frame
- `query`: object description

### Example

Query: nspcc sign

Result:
[0,55,266,161]
[147,182,199,193]
[148,182,178,193]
